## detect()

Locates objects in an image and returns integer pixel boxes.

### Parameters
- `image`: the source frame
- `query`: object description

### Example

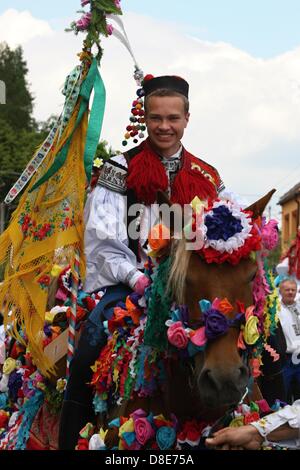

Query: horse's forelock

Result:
[167,237,192,304]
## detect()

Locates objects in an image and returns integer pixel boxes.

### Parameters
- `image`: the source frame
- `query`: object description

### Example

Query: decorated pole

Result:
[67,248,81,377]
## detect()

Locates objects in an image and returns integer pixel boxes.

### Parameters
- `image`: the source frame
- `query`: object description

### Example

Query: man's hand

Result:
[133,275,151,295]
[205,425,264,450]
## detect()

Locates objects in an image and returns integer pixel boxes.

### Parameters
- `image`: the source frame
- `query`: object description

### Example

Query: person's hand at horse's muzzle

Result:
[205,425,264,450]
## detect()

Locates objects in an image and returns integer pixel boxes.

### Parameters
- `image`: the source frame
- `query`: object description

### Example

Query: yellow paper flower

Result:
[56,378,67,393]
[50,264,64,277]
[99,427,108,441]
[229,416,245,427]
[243,316,260,345]
[45,311,55,323]
[119,418,134,436]
[3,358,17,375]
[190,196,207,214]
[93,157,104,169]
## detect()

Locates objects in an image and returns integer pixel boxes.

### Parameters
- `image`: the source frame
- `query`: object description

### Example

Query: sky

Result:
[1,1,300,221]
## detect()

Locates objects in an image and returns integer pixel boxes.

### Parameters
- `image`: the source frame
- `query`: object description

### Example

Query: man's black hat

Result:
[143,75,189,99]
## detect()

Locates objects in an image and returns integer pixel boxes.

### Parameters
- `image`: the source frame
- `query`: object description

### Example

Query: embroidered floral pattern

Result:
[37,275,51,290]
[18,200,75,241]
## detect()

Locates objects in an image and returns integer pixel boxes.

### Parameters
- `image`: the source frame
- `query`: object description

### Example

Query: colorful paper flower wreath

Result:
[194,199,262,265]
[165,298,264,355]
[148,197,278,266]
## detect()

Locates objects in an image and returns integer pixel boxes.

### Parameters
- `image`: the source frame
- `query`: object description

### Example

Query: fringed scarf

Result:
[126,138,218,206]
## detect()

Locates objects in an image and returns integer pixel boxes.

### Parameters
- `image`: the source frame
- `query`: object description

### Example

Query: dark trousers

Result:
[59,284,131,449]
[282,354,300,403]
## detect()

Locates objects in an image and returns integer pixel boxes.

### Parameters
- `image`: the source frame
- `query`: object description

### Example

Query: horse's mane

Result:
[167,237,192,305]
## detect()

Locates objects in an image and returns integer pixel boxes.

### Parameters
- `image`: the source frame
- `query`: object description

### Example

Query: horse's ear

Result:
[245,189,276,219]
[157,190,172,207]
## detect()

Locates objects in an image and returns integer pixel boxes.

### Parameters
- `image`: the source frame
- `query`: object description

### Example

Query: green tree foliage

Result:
[0,117,48,202]
[95,139,114,161]
[0,42,34,131]
[0,42,48,227]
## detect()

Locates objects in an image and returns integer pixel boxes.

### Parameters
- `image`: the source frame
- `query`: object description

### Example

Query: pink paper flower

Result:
[167,322,189,349]
[114,0,121,8]
[76,12,92,31]
[106,23,114,35]
[190,326,207,347]
[134,417,155,445]
[261,219,278,251]
[81,0,90,6]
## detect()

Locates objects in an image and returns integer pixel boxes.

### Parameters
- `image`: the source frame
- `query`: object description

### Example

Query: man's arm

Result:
[84,155,144,292]
[206,400,300,450]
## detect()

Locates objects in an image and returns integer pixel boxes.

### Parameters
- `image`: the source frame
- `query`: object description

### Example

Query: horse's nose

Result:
[200,365,247,388]
[198,364,248,406]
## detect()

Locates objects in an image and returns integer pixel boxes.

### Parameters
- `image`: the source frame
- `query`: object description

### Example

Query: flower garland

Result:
[77,399,286,450]
[90,290,169,412]
[166,299,247,356]
[66,0,123,62]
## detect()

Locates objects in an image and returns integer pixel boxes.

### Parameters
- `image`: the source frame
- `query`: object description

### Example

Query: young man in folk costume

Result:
[59,74,224,449]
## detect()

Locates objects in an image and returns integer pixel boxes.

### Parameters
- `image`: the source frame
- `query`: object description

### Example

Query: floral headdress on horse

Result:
[146,192,280,378]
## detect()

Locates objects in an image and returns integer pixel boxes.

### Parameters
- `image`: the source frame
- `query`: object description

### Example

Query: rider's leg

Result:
[58,284,131,449]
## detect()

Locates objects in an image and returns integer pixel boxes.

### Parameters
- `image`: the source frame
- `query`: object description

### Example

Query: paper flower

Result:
[148,224,171,253]
[167,322,189,349]
[243,316,260,345]
[156,426,176,450]
[134,417,155,445]
[261,219,278,251]
[76,12,92,31]
[203,309,229,340]
[244,412,260,424]
[194,198,263,265]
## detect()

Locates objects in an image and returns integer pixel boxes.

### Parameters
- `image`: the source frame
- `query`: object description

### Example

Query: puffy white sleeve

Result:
[251,400,300,449]
[83,155,143,293]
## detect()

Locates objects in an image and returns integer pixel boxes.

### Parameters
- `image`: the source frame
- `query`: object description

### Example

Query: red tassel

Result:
[127,141,168,205]
[127,140,217,206]
[171,162,217,206]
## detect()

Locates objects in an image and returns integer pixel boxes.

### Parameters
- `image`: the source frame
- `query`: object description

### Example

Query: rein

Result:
[203,387,249,441]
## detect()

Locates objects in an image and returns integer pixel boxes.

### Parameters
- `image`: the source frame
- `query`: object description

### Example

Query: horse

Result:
[86,189,280,450]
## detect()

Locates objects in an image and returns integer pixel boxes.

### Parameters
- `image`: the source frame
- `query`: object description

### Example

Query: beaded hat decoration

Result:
[122,69,148,147]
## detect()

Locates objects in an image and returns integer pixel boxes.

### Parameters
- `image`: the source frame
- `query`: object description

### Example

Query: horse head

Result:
[155,189,277,412]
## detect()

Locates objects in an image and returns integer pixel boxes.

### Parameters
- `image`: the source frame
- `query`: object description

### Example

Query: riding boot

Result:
[58,399,95,450]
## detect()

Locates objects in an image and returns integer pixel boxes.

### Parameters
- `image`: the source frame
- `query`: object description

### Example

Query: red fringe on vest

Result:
[127,139,217,206]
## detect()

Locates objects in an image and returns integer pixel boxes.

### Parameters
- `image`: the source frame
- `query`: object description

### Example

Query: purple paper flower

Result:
[203,308,229,339]
[128,292,141,307]
[8,371,23,402]
[81,0,90,6]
